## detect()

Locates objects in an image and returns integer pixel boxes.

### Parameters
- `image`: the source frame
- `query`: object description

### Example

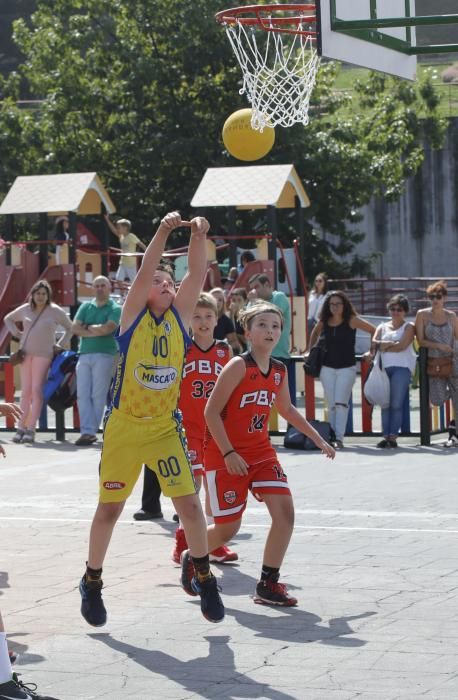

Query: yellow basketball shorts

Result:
[99,408,196,503]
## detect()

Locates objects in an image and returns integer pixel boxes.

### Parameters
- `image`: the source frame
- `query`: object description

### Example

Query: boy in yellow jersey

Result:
[79,212,224,625]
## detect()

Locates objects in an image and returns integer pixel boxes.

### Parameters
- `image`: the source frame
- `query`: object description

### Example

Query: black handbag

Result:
[304,336,327,377]
[284,419,335,450]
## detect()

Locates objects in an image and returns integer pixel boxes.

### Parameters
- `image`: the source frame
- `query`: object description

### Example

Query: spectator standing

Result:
[54,216,70,265]
[248,273,295,402]
[229,249,256,281]
[415,280,458,448]
[133,468,163,520]
[228,287,248,351]
[4,280,73,444]
[370,295,416,448]
[210,287,243,354]
[104,215,146,284]
[307,273,328,345]
[309,291,375,449]
[72,276,121,446]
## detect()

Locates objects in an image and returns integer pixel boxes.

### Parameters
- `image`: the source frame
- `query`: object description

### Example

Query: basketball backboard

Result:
[317,0,417,80]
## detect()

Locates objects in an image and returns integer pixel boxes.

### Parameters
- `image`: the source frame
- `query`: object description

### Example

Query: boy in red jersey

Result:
[173,293,238,564]
[182,301,335,606]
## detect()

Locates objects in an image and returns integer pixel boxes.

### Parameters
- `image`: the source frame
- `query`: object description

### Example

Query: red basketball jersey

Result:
[204,352,287,469]
[178,340,231,439]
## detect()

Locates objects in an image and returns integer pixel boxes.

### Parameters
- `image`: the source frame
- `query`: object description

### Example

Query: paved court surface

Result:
[1,433,458,699]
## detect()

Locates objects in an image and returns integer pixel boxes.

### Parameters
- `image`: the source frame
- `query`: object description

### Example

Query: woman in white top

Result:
[4,280,73,444]
[370,294,416,448]
[307,273,328,347]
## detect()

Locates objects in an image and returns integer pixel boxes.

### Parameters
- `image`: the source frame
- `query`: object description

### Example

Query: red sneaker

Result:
[209,545,239,563]
[254,575,297,607]
[171,527,188,564]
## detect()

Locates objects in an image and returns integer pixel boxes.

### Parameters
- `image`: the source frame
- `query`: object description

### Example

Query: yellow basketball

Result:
[222,108,275,161]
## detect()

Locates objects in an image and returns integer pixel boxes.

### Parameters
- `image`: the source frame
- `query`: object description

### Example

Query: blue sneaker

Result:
[79,577,107,627]
[191,575,225,623]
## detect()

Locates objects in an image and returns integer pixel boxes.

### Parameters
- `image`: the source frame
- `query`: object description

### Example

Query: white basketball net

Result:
[224,17,320,131]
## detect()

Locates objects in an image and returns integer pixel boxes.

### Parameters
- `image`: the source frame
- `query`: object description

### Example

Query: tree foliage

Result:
[0,0,447,278]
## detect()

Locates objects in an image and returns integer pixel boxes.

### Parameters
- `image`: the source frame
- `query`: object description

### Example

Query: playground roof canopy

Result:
[191,164,310,210]
[0,172,116,216]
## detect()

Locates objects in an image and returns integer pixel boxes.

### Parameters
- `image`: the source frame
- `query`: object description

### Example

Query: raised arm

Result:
[174,216,210,329]
[121,212,189,332]
[104,215,121,240]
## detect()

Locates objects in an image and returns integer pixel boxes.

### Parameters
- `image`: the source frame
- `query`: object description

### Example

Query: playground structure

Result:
[0,168,454,441]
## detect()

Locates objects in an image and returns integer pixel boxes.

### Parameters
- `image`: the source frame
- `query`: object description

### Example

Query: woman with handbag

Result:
[309,291,375,449]
[415,280,458,448]
[4,280,73,444]
[369,295,416,449]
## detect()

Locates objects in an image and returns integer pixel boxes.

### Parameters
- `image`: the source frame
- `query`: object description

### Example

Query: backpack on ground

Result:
[43,351,79,411]
[283,419,335,450]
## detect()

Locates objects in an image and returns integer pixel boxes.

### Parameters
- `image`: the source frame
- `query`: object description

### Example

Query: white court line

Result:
[1,504,457,520]
[0,516,457,534]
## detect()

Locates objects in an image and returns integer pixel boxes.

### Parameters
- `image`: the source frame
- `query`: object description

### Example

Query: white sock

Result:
[206,515,214,526]
[0,633,12,684]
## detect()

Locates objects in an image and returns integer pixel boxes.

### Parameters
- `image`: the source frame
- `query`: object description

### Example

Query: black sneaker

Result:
[376,439,390,448]
[191,575,225,623]
[133,509,163,520]
[254,575,298,607]
[0,673,60,699]
[180,549,197,597]
[79,576,107,626]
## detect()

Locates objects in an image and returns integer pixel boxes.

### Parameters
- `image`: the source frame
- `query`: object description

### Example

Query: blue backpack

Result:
[43,351,79,411]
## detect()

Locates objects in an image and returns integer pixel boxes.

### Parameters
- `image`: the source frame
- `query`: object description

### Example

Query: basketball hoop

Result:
[216,4,320,131]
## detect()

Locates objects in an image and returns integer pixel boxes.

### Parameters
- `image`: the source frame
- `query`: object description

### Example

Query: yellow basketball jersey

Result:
[111,306,190,419]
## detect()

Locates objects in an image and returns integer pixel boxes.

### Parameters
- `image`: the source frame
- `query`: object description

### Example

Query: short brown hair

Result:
[387,294,409,313]
[426,280,447,296]
[156,261,176,283]
[238,301,283,330]
[249,273,271,287]
[195,292,217,314]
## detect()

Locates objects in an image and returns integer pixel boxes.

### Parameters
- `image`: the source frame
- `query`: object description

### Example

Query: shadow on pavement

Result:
[91,632,297,700]
[224,606,376,647]
[1,570,45,664]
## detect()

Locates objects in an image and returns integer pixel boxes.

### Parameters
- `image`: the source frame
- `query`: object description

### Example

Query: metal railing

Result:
[0,350,453,444]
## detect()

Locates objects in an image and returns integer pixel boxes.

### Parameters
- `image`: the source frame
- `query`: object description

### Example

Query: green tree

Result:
[0,0,447,278]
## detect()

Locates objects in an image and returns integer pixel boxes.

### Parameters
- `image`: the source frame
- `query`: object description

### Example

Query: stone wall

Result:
[349,118,458,277]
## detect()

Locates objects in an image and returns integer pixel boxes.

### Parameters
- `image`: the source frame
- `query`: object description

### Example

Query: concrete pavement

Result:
[1,433,458,699]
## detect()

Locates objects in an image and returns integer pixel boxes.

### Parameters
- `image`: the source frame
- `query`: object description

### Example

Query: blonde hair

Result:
[195,292,217,314]
[238,301,283,330]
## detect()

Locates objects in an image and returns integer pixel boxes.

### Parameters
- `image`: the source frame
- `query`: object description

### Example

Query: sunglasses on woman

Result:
[428,294,443,300]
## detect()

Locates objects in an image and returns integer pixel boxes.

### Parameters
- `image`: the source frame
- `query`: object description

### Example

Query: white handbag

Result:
[363,352,390,408]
